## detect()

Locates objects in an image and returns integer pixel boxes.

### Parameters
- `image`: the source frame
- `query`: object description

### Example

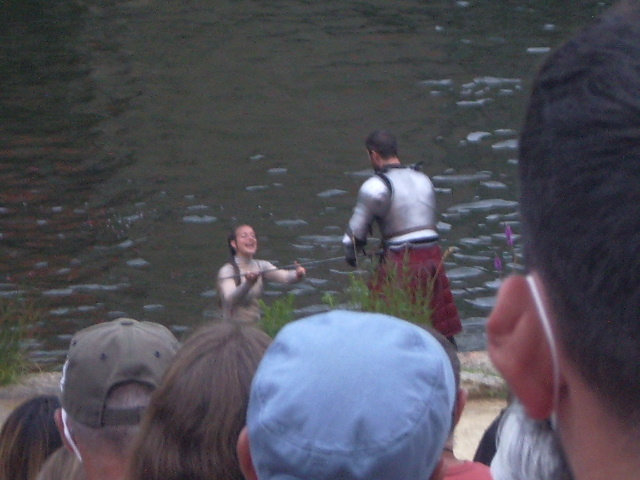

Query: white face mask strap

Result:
[526,274,560,429]
[61,408,83,463]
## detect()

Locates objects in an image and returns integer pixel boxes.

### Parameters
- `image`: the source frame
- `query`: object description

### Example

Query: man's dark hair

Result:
[518,0,640,424]
[365,130,398,159]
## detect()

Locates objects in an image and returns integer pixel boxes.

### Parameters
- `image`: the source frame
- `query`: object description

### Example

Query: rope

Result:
[217,256,345,280]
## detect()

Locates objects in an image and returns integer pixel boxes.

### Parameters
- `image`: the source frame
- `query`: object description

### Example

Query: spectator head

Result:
[487,2,640,478]
[520,0,640,425]
[237,310,456,480]
[0,394,62,480]
[35,446,86,480]
[126,322,271,480]
[55,318,179,479]
[491,400,573,480]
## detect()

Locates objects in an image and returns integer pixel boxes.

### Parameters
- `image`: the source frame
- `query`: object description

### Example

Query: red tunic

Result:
[371,244,462,338]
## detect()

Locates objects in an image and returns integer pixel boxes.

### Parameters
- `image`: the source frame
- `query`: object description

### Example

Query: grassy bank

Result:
[0,298,41,386]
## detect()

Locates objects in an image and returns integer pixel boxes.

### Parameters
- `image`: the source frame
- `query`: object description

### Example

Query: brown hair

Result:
[126,322,271,480]
[227,224,256,286]
[0,395,62,480]
[227,225,242,286]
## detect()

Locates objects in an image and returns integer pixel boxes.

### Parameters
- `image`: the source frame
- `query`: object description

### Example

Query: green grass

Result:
[259,294,296,338]
[0,298,41,386]
[259,252,447,336]
[346,259,434,327]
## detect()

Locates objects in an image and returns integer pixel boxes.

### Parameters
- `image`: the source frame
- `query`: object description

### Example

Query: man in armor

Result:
[342,130,461,342]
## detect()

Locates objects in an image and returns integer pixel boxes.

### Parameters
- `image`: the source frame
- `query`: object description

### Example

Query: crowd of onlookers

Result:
[0,315,546,480]
[2,1,640,479]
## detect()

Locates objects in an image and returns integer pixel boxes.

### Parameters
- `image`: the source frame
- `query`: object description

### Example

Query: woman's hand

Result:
[294,261,306,279]
[245,271,259,284]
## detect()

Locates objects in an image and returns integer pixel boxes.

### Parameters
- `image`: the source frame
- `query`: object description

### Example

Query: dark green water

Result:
[0,0,612,364]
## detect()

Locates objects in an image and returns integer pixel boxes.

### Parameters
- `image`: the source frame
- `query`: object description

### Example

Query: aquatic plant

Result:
[260,249,453,335]
[494,223,518,276]
[258,294,296,338]
[344,249,456,328]
[494,254,504,273]
[0,298,39,386]
[321,291,338,308]
[505,224,513,247]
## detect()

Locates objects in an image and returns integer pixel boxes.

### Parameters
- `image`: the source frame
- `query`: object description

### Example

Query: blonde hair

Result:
[35,447,86,480]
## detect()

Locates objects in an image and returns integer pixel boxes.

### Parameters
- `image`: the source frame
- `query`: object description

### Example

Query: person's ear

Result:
[487,275,556,419]
[453,388,468,427]
[368,150,382,168]
[237,426,258,480]
[54,408,74,453]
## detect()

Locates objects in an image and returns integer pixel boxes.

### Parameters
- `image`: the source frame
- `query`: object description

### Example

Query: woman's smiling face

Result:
[231,225,258,258]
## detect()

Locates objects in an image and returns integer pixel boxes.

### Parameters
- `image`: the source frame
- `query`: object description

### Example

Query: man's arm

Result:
[342,176,389,266]
[342,232,367,267]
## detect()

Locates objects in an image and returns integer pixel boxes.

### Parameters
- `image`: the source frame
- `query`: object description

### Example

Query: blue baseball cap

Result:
[246,310,456,480]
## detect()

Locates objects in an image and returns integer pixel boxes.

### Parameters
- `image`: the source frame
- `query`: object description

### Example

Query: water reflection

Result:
[1,0,612,365]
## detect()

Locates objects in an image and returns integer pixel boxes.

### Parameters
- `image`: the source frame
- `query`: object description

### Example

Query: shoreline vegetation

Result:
[0,289,507,461]
[2,228,516,389]
[0,273,508,445]
[260,256,455,338]
[0,297,38,387]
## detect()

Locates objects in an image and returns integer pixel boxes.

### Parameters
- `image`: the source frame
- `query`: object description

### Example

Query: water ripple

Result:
[126,258,150,268]
[317,189,347,198]
[183,215,217,223]
[492,139,518,151]
[447,266,484,280]
[448,198,518,213]
[275,219,308,227]
[433,172,492,184]
[466,131,492,142]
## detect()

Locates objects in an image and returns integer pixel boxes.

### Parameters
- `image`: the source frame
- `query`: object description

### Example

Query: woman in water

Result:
[217,224,305,324]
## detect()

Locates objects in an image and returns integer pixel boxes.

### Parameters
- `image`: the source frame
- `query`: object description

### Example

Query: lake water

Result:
[0,0,612,365]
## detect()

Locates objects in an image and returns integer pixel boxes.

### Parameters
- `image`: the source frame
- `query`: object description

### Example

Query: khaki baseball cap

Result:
[60,318,179,428]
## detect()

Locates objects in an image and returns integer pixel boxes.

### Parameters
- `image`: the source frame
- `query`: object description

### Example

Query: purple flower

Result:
[494,254,503,272]
[505,224,513,247]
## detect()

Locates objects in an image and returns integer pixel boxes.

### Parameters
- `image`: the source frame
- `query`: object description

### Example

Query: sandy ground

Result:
[453,351,509,459]
[454,397,506,460]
